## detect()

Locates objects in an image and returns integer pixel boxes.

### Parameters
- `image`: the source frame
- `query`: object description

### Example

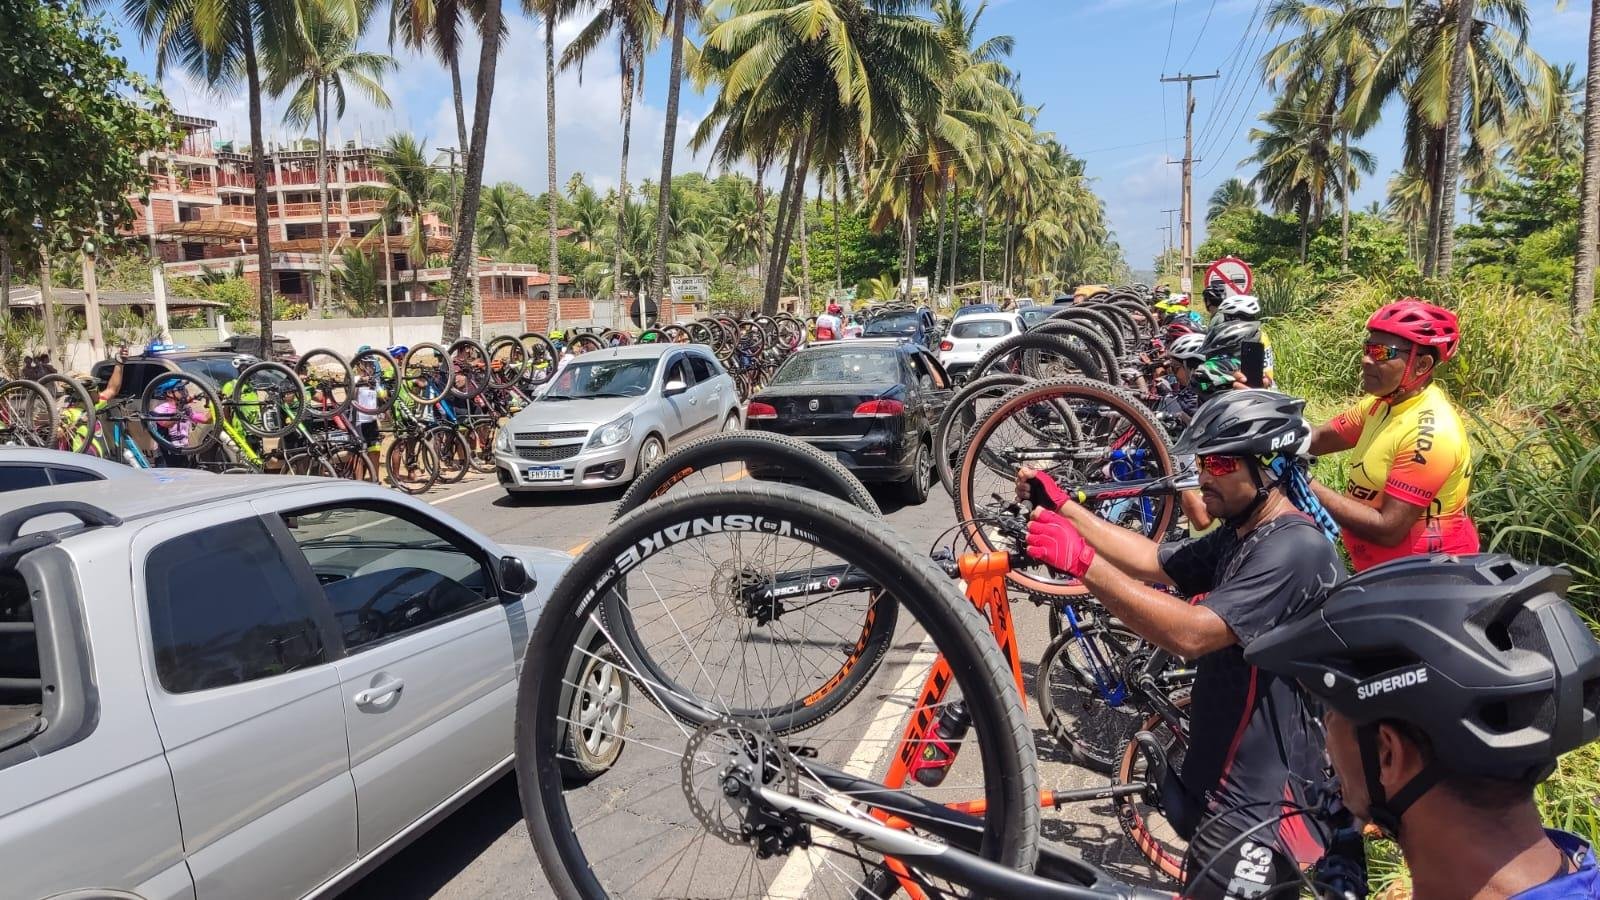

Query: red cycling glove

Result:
[1025,469,1071,511]
[1026,509,1096,578]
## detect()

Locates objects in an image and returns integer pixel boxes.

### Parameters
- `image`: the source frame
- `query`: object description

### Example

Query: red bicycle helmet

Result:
[1367,298,1460,363]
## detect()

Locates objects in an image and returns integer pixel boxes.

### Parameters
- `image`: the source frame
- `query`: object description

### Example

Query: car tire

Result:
[721,411,741,432]
[898,437,933,504]
[636,435,666,474]
[559,641,629,785]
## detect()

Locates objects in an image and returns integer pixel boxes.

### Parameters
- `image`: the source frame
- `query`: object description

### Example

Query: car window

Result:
[146,517,329,693]
[278,504,489,653]
[178,357,245,389]
[0,466,51,493]
[544,358,659,400]
[917,352,951,389]
[0,570,41,749]
[771,348,901,385]
[862,313,921,336]
[689,354,717,383]
[665,356,693,387]
[48,467,100,485]
[905,353,935,392]
[950,320,1012,339]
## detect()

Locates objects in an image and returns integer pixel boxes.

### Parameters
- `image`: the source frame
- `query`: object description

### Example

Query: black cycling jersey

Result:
[1158,513,1344,897]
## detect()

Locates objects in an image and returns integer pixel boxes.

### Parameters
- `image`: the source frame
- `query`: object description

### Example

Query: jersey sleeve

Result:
[1199,522,1342,646]
[1158,529,1229,598]
[1326,399,1367,445]
[1382,421,1462,509]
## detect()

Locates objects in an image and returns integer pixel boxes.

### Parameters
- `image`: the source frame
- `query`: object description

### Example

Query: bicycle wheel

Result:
[287,452,338,477]
[296,348,355,419]
[446,338,490,399]
[427,425,470,484]
[351,347,399,416]
[0,379,59,447]
[1115,692,1192,883]
[232,361,305,438]
[568,332,605,354]
[385,434,438,494]
[402,343,453,407]
[933,373,1029,496]
[516,484,1039,899]
[519,333,558,387]
[465,416,499,474]
[326,442,376,482]
[1052,308,1126,358]
[486,335,527,388]
[138,372,222,455]
[968,333,1103,383]
[1036,622,1146,773]
[39,374,95,453]
[1029,321,1118,383]
[954,377,1176,602]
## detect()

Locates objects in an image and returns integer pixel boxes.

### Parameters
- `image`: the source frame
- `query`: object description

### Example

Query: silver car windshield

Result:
[543,357,658,400]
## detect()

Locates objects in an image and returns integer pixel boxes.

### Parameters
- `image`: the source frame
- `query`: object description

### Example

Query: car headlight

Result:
[587,414,633,449]
[495,428,511,452]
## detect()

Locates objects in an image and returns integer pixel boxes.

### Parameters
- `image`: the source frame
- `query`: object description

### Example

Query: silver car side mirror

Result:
[663,379,689,396]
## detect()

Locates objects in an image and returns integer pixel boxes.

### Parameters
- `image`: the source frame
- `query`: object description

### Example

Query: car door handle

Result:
[354,675,405,707]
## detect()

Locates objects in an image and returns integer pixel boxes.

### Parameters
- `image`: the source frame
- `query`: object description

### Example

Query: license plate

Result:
[524,466,565,481]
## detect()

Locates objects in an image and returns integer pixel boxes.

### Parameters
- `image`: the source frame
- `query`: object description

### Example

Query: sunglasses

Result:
[1364,342,1408,363]
[1197,454,1242,477]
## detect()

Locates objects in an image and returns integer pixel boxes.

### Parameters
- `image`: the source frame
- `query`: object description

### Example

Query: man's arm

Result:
[1078,557,1236,659]
[1053,500,1175,586]
[99,360,125,403]
[1311,479,1426,547]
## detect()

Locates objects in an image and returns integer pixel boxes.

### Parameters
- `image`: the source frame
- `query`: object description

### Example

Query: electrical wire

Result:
[1177,0,1222,73]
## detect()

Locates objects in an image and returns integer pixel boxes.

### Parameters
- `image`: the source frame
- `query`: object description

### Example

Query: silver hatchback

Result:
[493,343,742,493]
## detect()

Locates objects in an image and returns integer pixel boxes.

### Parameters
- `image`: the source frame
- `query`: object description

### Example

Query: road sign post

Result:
[1203,257,1254,295]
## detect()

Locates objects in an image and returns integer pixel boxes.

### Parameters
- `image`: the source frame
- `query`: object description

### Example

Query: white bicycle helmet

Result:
[1166,332,1207,363]
[1216,293,1261,320]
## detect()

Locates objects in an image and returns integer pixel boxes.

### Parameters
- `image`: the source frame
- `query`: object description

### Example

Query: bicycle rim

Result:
[1036,623,1145,773]
[1115,693,1191,882]
[955,377,1176,601]
[385,436,437,493]
[517,484,1039,900]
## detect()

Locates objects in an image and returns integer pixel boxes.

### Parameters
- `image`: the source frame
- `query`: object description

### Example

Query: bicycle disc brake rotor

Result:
[680,714,802,851]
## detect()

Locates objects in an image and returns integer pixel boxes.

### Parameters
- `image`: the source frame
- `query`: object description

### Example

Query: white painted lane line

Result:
[426,481,500,505]
[765,639,940,899]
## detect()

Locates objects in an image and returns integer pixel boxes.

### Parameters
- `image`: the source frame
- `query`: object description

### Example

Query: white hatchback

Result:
[935,312,1024,382]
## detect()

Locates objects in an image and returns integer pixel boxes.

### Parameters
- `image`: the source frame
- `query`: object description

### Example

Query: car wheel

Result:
[559,643,629,784]
[721,411,741,432]
[636,434,666,473]
[898,438,933,504]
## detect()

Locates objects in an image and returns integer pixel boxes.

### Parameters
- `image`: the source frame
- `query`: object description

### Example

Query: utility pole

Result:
[1160,207,1180,285]
[1161,73,1218,294]
[1158,225,1174,280]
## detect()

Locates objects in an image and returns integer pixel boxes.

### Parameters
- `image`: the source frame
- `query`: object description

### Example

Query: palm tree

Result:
[651,0,701,313]
[1574,4,1600,328]
[1207,178,1258,222]
[1246,89,1376,260]
[562,0,662,324]
[1388,164,1433,261]
[361,134,440,307]
[126,0,296,344]
[565,176,608,250]
[478,182,529,254]
[265,0,393,315]
[389,0,471,158]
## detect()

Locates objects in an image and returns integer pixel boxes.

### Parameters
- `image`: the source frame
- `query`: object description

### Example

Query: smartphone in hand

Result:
[1241,340,1266,388]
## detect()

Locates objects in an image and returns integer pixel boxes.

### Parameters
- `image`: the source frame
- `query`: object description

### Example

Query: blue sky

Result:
[110,0,1590,277]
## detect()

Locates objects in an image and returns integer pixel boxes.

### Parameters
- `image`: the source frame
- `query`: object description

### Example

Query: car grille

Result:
[515,429,587,441]
[516,444,582,462]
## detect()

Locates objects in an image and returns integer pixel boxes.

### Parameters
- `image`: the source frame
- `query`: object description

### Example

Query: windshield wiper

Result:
[583,391,638,398]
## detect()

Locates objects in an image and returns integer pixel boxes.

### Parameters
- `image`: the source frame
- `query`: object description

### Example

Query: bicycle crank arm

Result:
[1047,781,1149,807]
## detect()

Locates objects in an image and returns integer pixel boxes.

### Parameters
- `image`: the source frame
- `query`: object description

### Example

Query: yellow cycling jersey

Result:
[1327,382,1478,571]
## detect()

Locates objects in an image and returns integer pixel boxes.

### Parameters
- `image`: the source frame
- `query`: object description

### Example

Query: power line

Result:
[1193,13,1279,165]
[1196,22,1283,180]
[1161,0,1180,75]
[1177,0,1222,73]
[1190,0,1269,155]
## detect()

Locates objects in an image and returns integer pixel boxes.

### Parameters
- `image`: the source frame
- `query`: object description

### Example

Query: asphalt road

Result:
[339,470,1169,899]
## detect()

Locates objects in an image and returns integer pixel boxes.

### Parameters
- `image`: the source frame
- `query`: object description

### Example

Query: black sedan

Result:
[745,339,951,503]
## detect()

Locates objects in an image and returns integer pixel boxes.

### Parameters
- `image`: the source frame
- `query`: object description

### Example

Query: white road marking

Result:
[426,480,500,505]
[765,639,940,899]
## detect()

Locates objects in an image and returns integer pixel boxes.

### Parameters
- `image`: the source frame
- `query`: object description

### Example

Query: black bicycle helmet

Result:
[1202,281,1228,308]
[1247,554,1600,832]
[1174,388,1309,458]
[1199,319,1261,359]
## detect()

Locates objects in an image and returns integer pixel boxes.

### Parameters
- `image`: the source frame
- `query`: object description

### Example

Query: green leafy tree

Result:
[1,0,176,322]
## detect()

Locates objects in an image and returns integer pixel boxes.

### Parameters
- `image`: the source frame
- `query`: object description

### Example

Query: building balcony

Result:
[200,198,385,223]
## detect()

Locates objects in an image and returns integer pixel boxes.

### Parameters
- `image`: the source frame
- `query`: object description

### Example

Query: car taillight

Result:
[853,399,905,418]
[746,400,778,420]
[938,340,954,352]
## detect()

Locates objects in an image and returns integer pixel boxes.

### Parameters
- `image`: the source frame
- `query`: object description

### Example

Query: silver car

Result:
[0,471,622,899]
[493,343,742,493]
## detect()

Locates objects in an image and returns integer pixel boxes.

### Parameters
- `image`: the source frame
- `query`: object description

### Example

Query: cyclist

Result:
[815,303,844,341]
[1245,554,1600,898]
[1202,279,1229,322]
[1308,299,1478,571]
[1020,389,1345,900]
[1155,331,1206,426]
[150,377,212,468]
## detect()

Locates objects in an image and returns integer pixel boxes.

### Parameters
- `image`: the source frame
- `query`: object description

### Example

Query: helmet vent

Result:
[1486,620,1513,653]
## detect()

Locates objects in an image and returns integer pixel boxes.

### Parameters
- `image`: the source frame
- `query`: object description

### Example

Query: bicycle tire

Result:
[1115,691,1192,883]
[515,483,1040,899]
[1036,622,1147,773]
[295,348,355,419]
[286,452,338,477]
[954,377,1176,602]
[969,333,1103,383]
[0,379,60,448]
[138,372,221,455]
[611,430,882,520]
[1052,307,1126,358]
[402,343,453,407]
[232,360,306,437]
[385,434,439,494]
[39,374,95,453]
[568,333,605,354]
[428,425,471,484]
[519,333,559,386]
[1028,321,1118,383]
[446,338,491,399]
[933,373,1029,497]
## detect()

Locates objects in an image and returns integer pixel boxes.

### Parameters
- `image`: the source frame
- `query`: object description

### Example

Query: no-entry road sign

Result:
[1204,257,1253,295]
